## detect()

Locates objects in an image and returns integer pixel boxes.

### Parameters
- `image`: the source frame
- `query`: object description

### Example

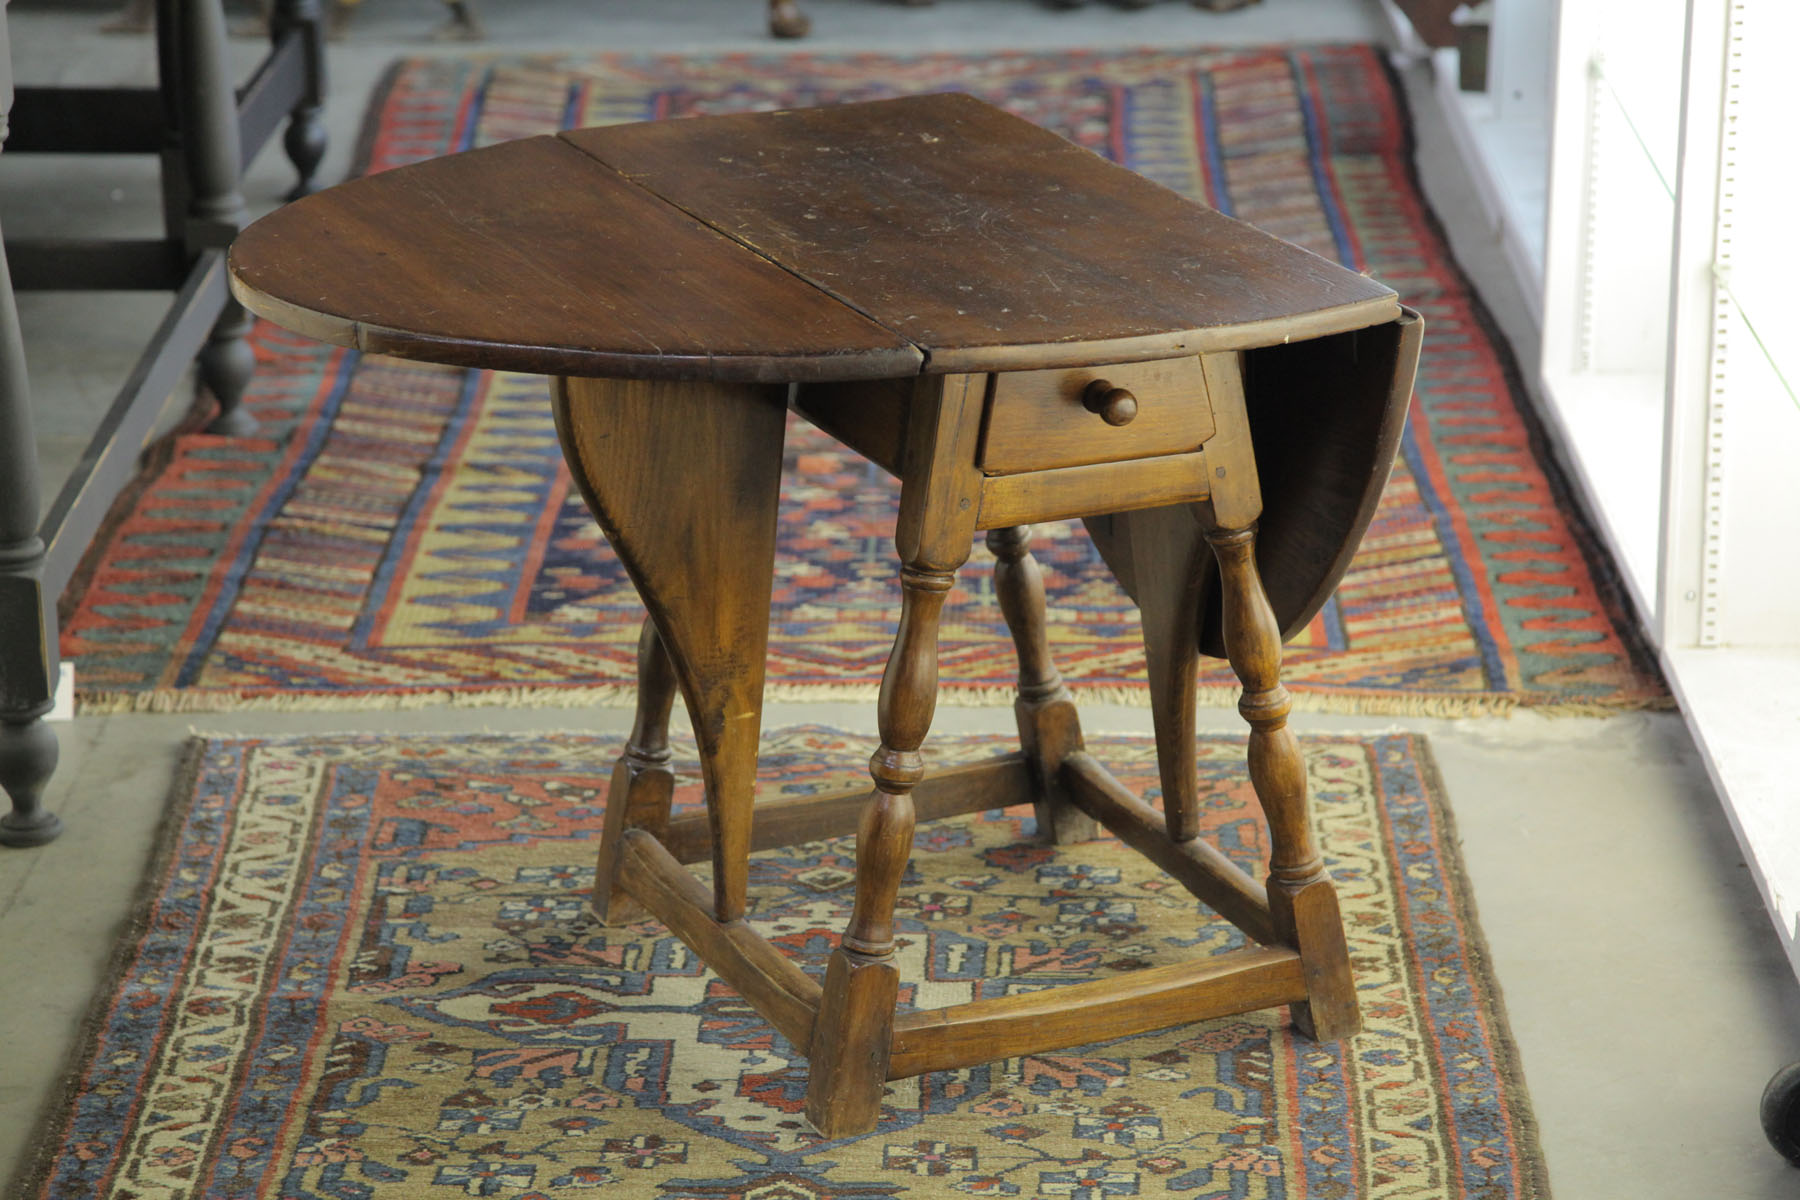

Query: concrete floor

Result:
[4,1,1800,1195]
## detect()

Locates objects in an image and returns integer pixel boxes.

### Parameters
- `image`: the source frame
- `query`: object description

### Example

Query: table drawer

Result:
[978,356,1214,476]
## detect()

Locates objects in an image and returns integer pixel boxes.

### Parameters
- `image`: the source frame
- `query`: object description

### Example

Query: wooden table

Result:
[227,93,1422,1136]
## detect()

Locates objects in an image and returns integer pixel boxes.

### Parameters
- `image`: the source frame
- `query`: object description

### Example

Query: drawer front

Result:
[979,356,1214,476]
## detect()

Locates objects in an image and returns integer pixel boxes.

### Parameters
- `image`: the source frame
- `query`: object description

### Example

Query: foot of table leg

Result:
[594,619,679,925]
[805,794,912,1137]
[0,712,62,848]
[1205,524,1358,1041]
[988,525,1094,845]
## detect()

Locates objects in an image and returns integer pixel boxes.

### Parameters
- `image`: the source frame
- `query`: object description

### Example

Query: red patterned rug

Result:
[61,47,1666,715]
[15,728,1546,1199]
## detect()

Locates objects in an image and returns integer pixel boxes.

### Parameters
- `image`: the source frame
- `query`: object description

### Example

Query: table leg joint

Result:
[888,945,1306,1080]
[616,830,821,1053]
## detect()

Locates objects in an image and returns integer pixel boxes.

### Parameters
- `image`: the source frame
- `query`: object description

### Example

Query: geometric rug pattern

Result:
[61,47,1666,715]
[16,728,1547,1199]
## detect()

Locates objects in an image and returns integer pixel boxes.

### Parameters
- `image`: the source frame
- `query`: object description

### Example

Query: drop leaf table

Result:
[228,93,1423,1137]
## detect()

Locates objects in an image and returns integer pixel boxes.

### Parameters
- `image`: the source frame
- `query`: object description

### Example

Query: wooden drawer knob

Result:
[1082,380,1139,426]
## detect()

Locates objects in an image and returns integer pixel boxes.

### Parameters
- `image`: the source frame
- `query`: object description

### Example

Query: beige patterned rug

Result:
[18,727,1545,1199]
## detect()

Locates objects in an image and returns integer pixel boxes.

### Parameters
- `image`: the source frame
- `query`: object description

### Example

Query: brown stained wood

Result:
[227,135,921,383]
[888,946,1306,1079]
[791,378,913,476]
[1225,309,1423,656]
[594,619,680,925]
[660,754,1038,865]
[1275,879,1361,1042]
[988,525,1096,845]
[977,450,1212,531]
[894,373,985,570]
[1083,319,1421,658]
[554,376,787,924]
[617,831,822,1052]
[220,90,1422,1124]
[562,94,1400,374]
[807,370,986,1134]
[806,947,900,1135]
[1061,751,1275,946]
[233,98,1405,395]
[1195,351,1262,532]
[1202,522,1361,1041]
[1117,505,1212,843]
[980,356,1214,475]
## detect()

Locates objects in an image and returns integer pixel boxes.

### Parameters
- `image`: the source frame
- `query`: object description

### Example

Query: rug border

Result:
[8,727,1556,1200]
[7,736,216,1200]
[72,681,1665,720]
[1403,730,1556,1200]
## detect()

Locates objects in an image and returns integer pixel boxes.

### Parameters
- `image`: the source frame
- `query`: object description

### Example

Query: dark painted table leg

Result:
[270,0,327,198]
[178,0,257,436]
[0,192,65,847]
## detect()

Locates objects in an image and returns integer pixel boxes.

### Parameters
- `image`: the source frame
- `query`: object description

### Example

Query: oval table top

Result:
[227,92,1401,383]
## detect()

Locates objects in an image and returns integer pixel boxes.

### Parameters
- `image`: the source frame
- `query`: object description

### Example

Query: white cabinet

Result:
[1427,0,1800,975]
[1536,0,1800,974]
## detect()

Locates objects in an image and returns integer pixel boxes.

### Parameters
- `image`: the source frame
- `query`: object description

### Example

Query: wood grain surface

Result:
[566,94,1399,373]
[228,135,921,382]
[231,95,1401,382]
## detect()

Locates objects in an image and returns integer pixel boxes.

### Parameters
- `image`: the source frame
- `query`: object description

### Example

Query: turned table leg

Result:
[805,373,985,1136]
[553,377,787,926]
[171,0,258,435]
[1196,350,1358,1040]
[988,525,1095,844]
[269,0,328,197]
[593,619,679,924]
[0,166,64,846]
[1203,525,1358,1040]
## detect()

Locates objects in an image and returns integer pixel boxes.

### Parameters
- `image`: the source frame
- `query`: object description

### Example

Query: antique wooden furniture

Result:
[0,0,327,846]
[227,93,1422,1135]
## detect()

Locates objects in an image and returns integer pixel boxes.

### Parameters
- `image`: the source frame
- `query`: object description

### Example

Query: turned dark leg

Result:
[1204,525,1357,1041]
[0,715,61,848]
[988,525,1096,844]
[769,0,810,37]
[593,619,680,924]
[0,175,64,845]
[270,0,328,197]
[434,0,485,41]
[176,0,257,436]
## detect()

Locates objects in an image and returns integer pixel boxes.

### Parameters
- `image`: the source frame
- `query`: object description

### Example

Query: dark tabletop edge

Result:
[917,294,1405,375]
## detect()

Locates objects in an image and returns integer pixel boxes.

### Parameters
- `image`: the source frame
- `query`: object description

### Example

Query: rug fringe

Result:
[74,683,1675,719]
